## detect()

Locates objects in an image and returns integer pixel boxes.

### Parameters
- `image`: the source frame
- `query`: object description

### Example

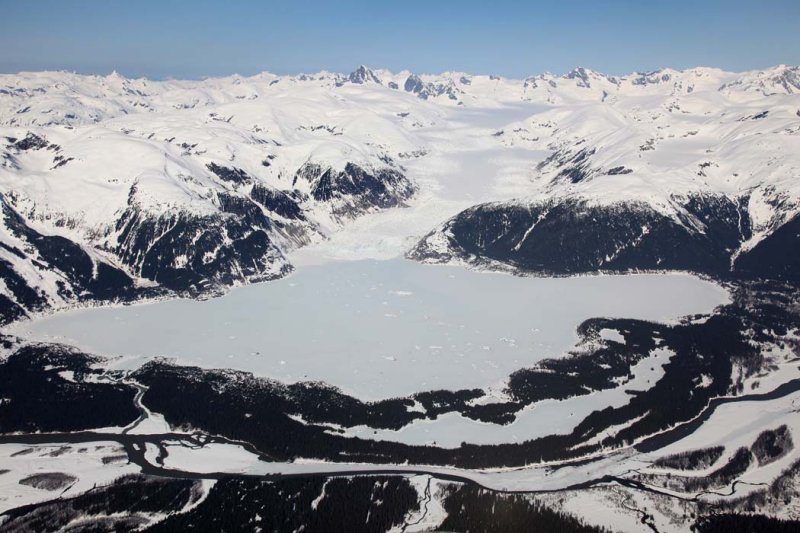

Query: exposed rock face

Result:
[403,74,461,101]
[404,74,425,94]
[249,184,305,221]
[347,65,381,85]
[206,163,251,185]
[294,162,416,220]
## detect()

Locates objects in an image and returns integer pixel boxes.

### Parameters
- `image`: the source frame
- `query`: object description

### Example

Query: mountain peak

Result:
[348,65,381,84]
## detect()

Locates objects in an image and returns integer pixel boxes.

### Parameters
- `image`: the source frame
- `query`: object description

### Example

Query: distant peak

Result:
[563,67,612,88]
[404,73,424,93]
[630,68,674,86]
[348,65,381,85]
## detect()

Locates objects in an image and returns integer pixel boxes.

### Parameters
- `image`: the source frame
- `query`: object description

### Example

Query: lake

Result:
[11,259,729,400]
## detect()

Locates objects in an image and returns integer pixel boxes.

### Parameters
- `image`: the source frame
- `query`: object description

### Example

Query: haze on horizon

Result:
[0,0,798,80]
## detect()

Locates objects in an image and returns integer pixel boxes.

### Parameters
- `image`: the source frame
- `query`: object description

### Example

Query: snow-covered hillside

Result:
[1,64,799,321]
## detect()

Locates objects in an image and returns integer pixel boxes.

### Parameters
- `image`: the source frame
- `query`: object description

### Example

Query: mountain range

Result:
[1,64,798,322]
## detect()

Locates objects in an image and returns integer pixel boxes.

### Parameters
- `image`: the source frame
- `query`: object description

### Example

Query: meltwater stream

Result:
[12,259,729,400]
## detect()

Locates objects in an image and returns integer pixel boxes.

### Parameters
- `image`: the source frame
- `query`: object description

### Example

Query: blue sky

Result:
[1,0,798,79]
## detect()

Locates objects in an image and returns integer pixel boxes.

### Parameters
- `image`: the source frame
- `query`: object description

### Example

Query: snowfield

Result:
[0,442,138,514]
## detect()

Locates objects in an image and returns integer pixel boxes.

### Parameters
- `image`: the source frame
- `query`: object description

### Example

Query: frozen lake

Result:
[14,259,729,400]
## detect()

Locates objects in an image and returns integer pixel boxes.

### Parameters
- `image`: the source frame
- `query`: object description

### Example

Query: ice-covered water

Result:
[15,259,729,400]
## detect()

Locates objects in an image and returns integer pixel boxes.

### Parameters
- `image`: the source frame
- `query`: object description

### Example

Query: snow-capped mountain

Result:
[410,65,800,280]
[1,64,798,322]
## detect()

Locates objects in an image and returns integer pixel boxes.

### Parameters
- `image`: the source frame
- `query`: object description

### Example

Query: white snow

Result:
[599,328,626,343]
[392,475,448,532]
[159,442,264,474]
[0,442,138,514]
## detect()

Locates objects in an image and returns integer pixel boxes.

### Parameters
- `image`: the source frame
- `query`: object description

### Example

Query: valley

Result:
[0,64,799,532]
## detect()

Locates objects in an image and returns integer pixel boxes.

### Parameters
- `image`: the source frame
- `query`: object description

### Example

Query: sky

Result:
[0,0,798,79]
